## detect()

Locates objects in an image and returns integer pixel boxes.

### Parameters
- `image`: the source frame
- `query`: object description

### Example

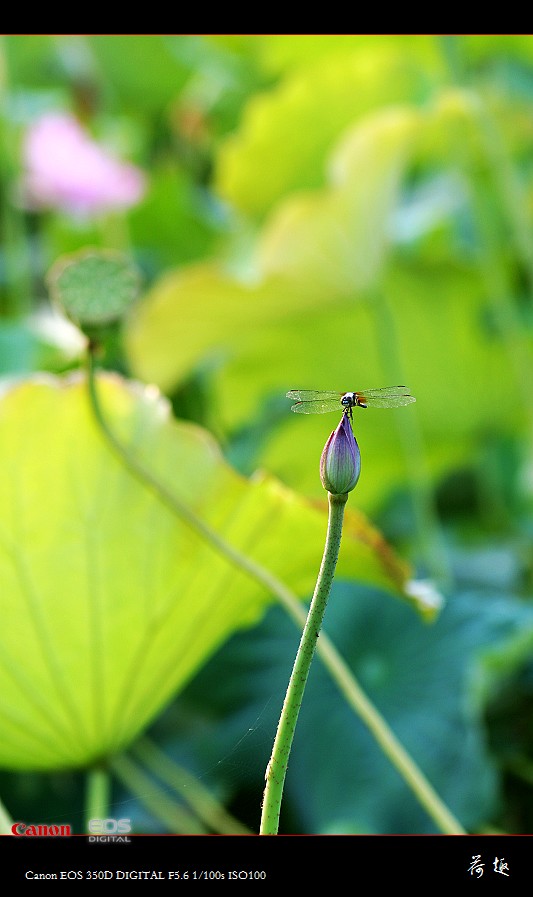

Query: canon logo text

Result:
[12,822,72,837]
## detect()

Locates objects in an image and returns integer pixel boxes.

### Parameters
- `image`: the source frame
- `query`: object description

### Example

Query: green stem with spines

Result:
[260,491,347,834]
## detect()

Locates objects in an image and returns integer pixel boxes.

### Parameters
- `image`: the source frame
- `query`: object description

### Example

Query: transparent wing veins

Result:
[290,399,342,414]
[286,389,342,401]
[358,385,411,397]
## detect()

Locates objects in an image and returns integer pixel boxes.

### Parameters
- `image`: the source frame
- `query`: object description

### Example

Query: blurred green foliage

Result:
[2,34,533,835]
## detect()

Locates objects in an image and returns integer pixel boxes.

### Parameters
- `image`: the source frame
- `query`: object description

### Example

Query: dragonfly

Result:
[286,386,416,419]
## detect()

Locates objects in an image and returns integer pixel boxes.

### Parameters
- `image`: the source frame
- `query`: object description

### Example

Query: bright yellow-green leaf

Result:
[254,35,442,77]
[125,106,421,410]
[0,374,412,771]
[125,90,533,510]
[257,106,420,294]
[259,258,523,503]
[124,263,306,398]
[214,47,435,218]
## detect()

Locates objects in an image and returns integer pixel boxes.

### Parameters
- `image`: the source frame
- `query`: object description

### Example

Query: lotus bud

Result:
[320,413,361,495]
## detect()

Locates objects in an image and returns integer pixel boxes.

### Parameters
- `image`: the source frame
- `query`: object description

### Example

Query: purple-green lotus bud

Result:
[320,413,361,494]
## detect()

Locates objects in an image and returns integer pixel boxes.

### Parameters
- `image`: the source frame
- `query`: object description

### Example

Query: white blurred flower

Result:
[405,578,445,621]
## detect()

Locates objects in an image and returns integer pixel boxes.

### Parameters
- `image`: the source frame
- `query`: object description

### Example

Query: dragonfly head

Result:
[341,392,356,408]
[341,392,368,416]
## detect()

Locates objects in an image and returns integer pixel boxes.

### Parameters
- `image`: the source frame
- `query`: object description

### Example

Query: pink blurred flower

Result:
[22,112,146,216]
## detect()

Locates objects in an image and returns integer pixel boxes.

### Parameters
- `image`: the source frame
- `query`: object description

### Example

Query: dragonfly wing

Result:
[357,386,415,408]
[286,389,342,401]
[362,394,416,408]
[290,399,340,414]
[358,385,411,397]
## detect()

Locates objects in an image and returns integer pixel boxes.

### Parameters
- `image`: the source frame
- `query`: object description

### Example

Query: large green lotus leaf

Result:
[124,102,461,420]
[0,374,412,771]
[124,264,339,403]
[124,260,414,497]
[125,106,422,402]
[382,262,533,441]
[260,256,529,502]
[125,93,531,507]
[213,47,435,218]
[125,245,522,508]
[257,106,420,294]
[174,583,533,833]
